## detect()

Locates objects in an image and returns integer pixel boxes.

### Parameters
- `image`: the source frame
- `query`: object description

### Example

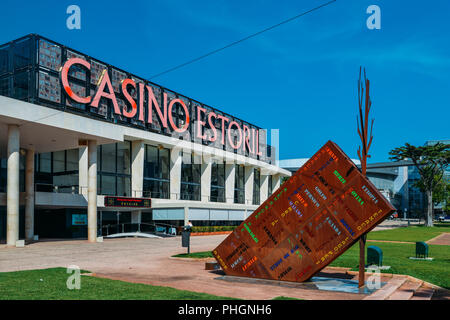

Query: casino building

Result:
[0,34,290,245]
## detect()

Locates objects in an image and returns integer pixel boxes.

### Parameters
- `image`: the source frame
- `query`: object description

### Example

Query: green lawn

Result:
[0,268,236,300]
[367,224,449,242]
[172,251,214,259]
[329,241,450,289]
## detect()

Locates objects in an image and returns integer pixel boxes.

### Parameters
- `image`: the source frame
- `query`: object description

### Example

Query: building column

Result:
[272,174,281,192]
[88,140,97,242]
[25,148,35,240]
[201,155,212,202]
[225,163,235,204]
[131,211,141,224]
[131,140,144,197]
[78,144,88,196]
[7,125,20,246]
[170,148,182,200]
[260,174,269,204]
[244,166,254,205]
[184,206,189,226]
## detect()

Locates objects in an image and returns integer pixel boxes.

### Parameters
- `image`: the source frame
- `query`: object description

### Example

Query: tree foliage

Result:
[389,142,449,192]
[432,176,450,213]
[389,142,450,225]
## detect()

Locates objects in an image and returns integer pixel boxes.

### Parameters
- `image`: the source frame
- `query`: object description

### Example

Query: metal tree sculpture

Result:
[357,66,374,288]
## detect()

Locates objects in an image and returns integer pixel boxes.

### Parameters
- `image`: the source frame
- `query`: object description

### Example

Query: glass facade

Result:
[180,152,201,201]
[0,156,25,193]
[143,145,170,198]
[268,175,273,198]
[210,160,225,202]
[36,150,78,193]
[408,166,427,218]
[97,141,131,196]
[234,165,245,204]
[253,168,260,205]
[0,34,275,163]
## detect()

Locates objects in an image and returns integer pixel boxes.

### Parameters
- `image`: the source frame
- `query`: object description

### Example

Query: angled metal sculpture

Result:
[213,140,395,282]
[356,66,375,288]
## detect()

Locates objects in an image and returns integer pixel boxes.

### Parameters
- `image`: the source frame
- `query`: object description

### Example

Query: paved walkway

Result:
[372,219,421,231]
[427,233,450,246]
[0,235,374,300]
[366,239,415,244]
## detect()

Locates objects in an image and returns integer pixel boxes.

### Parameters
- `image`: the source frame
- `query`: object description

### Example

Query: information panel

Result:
[213,141,396,282]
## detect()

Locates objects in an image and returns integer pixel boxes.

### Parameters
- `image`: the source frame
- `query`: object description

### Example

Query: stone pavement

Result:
[372,219,421,231]
[0,235,444,300]
[426,233,450,246]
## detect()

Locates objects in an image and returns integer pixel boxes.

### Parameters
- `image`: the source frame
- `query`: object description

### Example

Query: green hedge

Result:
[191,226,237,233]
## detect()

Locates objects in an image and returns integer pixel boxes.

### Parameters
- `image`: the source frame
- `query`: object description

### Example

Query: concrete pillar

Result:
[131,140,144,197]
[184,207,189,226]
[88,140,97,242]
[225,164,235,204]
[201,156,212,202]
[131,211,141,224]
[273,174,281,192]
[25,148,35,240]
[7,125,20,246]
[170,148,182,200]
[78,145,88,196]
[260,174,269,204]
[244,166,254,205]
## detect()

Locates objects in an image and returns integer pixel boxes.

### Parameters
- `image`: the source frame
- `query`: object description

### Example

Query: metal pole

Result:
[356,67,374,288]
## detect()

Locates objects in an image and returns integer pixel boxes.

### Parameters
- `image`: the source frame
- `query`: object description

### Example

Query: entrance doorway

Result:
[100,211,131,235]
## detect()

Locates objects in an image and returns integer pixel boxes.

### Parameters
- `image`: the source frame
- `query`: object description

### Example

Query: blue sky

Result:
[1,0,449,163]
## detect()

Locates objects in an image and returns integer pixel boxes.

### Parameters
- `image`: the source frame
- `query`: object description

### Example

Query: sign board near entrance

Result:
[72,214,87,226]
[212,140,396,282]
[104,196,151,208]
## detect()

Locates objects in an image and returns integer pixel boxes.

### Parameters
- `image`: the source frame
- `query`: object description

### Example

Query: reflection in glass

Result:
[53,151,65,173]
[211,160,225,202]
[101,143,116,173]
[181,152,201,200]
[143,145,170,198]
[234,164,245,204]
[253,168,260,205]
[117,142,131,175]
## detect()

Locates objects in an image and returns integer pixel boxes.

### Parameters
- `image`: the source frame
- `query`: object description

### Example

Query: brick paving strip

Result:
[426,233,450,246]
[366,239,415,244]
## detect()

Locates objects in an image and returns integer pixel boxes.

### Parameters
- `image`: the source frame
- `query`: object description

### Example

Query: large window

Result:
[234,165,245,204]
[268,175,273,198]
[210,160,225,202]
[97,141,131,196]
[253,168,260,205]
[0,156,25,193]
[35,149,78,193]
[143,145,170,198]
[181,152,201,201]
[0,159,6,193]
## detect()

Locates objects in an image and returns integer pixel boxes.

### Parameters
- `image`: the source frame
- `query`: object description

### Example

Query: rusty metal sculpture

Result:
[213,140,395,283]
[356,66,374,288]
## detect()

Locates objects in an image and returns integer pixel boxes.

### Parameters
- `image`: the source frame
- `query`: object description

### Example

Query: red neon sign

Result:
[60,57,263,154]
